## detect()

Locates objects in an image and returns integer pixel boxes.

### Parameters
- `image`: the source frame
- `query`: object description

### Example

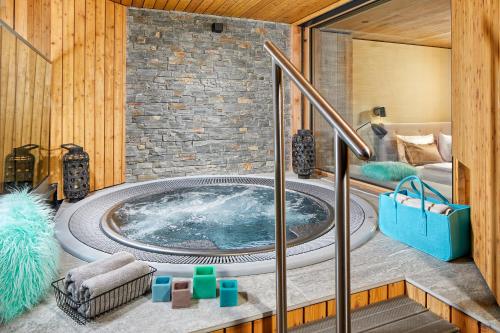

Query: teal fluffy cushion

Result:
[361,162,417,181]
[0,189,59,322]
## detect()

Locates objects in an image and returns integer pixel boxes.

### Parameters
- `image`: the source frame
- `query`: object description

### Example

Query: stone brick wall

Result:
[126,9,291,182]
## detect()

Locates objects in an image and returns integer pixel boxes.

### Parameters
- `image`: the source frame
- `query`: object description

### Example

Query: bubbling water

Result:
[113,184,330,250]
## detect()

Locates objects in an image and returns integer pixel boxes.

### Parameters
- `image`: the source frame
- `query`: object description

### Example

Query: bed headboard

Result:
[376,122,451,161]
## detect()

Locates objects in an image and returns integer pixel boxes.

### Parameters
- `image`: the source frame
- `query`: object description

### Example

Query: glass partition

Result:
[310,0,452,199]
[312,29,353,174]
[0,24,51,194]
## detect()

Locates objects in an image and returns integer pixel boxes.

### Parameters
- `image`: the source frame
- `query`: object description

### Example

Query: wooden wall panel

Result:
[110,0,343,24]
[0,0,14,27]
[286,308,304,329]
[388,281,405,298]
[480,324,497,333]
[350,290,369,309]
[3,31,14,186]
[406,282,426,307]
[38,63,51,184]
[104,1,115,187]
[427,294,451,322]
[451,308,480,333]
[50,0,127,199]
[114,4,125,184]
[304,302,327,323]
[84,0,96,191]
[451,0,500,302]
[225,322,252,333]
[95,0,106,190]
[0,0,51,58]
[0,26,51,192]
[326,299,336,316]
[368,285,388,304]
[61,0,75,160]
[14,39,27,147]
[50,0,63,197]
[0,27,16,191]
[74,0,86,149]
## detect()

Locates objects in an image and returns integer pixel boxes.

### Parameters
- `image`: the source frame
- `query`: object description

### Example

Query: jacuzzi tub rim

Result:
[100,183,335,257]
[55,175,377,276]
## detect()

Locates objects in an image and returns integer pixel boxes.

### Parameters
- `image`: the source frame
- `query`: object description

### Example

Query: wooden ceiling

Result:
[111,0,344,24]
[326,0,451,48]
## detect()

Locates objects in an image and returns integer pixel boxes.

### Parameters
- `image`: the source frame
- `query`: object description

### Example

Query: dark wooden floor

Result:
[290,296,459,333]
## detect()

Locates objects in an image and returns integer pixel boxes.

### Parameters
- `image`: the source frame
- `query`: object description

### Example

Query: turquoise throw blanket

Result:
[361,161,417,181]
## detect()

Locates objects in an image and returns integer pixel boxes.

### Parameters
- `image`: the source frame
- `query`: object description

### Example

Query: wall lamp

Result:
[355,106,388,139]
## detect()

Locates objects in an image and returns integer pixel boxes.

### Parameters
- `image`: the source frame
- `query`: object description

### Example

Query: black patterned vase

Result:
[61,144,90,202]
[292,129,315,179]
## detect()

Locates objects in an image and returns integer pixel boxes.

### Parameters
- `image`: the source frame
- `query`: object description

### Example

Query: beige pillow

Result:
[403,141,443,166]
[396,134,435,162]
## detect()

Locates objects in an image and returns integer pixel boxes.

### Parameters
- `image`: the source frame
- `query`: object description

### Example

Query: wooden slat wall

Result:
[0,26,51,191]
[50,0,127,199]
[2,0,126,198]
[0,0,51,58]
[451,0,500,302]
[0,26,16,192]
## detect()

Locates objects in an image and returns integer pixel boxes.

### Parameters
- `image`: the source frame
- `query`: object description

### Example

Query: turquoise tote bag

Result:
[379,175,470,261]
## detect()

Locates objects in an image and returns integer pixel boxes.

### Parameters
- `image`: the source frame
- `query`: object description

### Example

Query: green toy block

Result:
[192,266,216,299]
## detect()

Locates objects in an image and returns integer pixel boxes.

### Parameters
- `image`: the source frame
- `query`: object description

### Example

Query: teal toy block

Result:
[219,280,238,307]
[192,266,216,299]
[152,276,172,302]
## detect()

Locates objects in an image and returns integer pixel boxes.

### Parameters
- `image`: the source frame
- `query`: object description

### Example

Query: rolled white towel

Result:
[428,203,453,215]
[389,193,453,215]
[390,193,408,204]
[78,261,151,318]
[64,251,135,300]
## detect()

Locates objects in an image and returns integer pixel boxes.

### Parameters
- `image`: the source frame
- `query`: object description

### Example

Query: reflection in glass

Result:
[310,0,452,200]
[0,25,51,194]
[4,144,39,192]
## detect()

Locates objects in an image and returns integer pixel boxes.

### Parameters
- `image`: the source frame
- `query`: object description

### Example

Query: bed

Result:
[350,122,453,199]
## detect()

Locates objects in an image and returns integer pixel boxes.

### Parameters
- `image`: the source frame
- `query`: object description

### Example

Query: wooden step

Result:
[290,296,459,333]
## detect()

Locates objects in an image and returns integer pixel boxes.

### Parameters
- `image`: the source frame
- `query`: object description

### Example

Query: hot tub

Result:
[55,176,377,276]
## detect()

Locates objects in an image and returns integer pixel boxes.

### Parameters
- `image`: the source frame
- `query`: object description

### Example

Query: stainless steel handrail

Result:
[264,41,372,160]
[265,40,372,333]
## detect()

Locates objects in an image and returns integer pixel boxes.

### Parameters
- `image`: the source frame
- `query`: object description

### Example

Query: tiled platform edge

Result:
[211,281,497,333]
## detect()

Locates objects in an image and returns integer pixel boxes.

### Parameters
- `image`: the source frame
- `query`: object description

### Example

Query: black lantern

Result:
[61,144,90,202]
[4,144,39,192]
[292,129,315,179]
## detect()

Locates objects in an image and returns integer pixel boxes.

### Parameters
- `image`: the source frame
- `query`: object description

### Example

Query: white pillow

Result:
[438,133,452,162]
[396,134,435,162]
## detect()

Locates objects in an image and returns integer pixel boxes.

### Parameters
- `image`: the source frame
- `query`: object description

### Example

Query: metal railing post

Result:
[272,60,288,333]
[335,133,351,333]
[265,41,371,333]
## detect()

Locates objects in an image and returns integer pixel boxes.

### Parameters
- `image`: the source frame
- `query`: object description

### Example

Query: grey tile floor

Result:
[3,232,499,333]
[2,177,499,333]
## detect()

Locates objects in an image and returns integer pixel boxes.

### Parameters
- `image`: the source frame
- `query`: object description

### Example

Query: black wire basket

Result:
[52,266,157,325]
